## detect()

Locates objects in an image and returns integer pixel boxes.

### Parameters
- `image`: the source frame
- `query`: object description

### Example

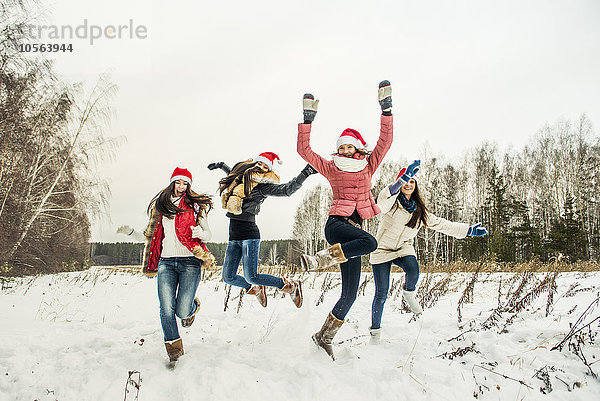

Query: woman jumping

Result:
[208,152,316,309]
[297,80,393,359]
[369,163,488,339]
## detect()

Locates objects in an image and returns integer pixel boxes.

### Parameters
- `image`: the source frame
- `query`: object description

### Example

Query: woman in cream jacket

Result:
[369,162,488,337]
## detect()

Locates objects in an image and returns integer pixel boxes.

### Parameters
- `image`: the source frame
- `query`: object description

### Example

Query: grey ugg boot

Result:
[300,243,348,271]
[165,338,184,363]
[403,289,423,314]
[247,285,267,307]
[281,278,303,308]
[312,312,344,360]
[369,327,381,344]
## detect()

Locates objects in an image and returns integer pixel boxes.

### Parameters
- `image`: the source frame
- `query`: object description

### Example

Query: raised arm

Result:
[258,164,317,197]
[368,80,394,172]
[297,93,331,175]
[207,162,231,175]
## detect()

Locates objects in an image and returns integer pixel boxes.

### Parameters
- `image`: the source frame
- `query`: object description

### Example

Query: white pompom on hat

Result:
[336,128,368,151]
[254,152,282,171]
[170,167,192,184]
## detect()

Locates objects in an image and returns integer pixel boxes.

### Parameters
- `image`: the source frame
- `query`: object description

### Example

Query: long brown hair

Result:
[403,180,429,229]
[218,159,263,198]
[147,182,213,219]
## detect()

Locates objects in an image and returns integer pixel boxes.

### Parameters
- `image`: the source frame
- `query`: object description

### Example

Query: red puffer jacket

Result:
[142,196,211,277]
[297,114,393,220]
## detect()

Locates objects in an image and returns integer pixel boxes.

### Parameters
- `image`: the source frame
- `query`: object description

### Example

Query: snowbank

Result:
[0,268,599,401]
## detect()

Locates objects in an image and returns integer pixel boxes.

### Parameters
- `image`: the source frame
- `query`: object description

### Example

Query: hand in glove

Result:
[207,162,224,171]
[301,164,318,177]
[390,160,420,194]
[404,159,420,177]
[302,93,319,123]
[378,80,392,115]
[467,223,488,237]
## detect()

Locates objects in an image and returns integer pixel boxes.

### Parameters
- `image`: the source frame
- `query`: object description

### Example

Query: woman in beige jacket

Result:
[369,162,488,336]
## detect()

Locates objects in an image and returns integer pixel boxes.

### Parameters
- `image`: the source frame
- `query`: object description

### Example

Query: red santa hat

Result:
[170,167,192,185]
[336,128,368,151]
[254,152,282,171]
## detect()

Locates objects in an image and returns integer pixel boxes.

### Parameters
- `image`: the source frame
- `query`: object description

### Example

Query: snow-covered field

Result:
[1,267,599,401]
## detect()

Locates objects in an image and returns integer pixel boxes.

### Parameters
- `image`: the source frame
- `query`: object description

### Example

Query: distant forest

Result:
[90,240,301,267]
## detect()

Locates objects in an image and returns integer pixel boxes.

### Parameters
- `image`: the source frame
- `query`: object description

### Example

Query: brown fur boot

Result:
[165,338,184,363]
[300,243,348,271]
[247,285,267,307]
[312,312,344,360]
[181,297,200,328]
[280,278,303,308]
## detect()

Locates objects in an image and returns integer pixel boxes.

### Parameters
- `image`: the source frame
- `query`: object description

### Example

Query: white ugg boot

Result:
[402,289,423,314]
[369,327,381,344]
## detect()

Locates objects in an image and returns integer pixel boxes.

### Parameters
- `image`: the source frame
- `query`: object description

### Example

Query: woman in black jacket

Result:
[208,152,316,308]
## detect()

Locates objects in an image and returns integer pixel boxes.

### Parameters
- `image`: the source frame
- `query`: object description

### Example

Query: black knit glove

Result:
[207,162,224,170]
[302,93,319,124]
[301,164,318,177]
[378,80,392,116]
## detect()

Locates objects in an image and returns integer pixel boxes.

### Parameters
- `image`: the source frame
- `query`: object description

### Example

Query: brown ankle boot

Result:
[181,297,200,328]
[247,285,267,307]
[165,338,184,363]
[300,243,348,271]
[281,278,303,308]
[312,312,344,360]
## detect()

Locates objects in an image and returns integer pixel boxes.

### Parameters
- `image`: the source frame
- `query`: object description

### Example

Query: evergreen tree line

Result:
[90,239,303,267]
[0,1,118,275]
[293,115,599,264]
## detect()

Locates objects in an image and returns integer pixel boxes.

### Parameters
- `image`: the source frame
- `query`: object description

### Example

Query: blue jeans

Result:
[371,255,420,329]
[157,257,202,341]
[324,216,377,320]
[222,239,284,290]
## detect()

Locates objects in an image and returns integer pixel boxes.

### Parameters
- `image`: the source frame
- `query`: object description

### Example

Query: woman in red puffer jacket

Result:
[296,80,393,360]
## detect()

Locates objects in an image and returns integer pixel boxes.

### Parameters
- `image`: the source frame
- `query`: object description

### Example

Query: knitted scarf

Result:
[397,193,416,213]
[332,154,368,172]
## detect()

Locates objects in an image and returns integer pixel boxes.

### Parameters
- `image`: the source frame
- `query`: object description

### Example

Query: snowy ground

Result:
[1,267,599,401]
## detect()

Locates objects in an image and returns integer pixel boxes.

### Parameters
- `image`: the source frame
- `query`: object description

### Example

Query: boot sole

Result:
[312,334,335,360]
[294,280,303,308]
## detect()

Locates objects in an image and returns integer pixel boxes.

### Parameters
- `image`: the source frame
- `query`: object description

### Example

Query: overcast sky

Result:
[34,0,600,243]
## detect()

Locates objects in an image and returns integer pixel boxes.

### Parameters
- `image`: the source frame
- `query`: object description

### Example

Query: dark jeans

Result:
[324,216,377,320]
[157,257,202,341]
[371,255,420,329]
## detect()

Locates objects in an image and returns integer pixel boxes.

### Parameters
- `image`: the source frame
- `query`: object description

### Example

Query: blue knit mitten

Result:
[390,160,421,195]
[467,223,488,237]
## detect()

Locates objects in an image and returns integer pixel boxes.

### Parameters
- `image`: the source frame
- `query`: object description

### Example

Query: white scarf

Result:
[332,154,368,172]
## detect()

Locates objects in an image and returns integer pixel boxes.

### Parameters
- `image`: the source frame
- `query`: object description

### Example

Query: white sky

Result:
[34,0,600,242]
